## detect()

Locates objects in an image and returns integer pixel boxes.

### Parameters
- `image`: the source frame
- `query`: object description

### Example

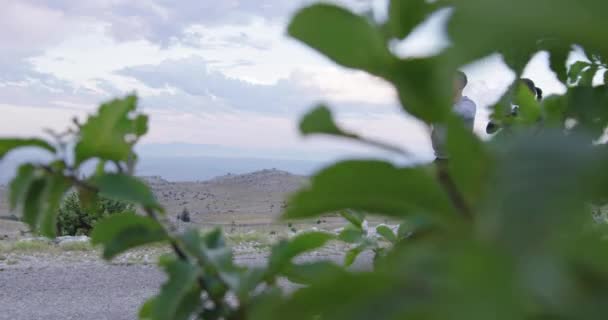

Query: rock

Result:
[55,236,90,245]
[20,237,52,243]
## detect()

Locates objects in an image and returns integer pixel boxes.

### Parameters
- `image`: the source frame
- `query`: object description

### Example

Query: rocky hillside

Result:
[143,169,307,223]
[0,169,307,227]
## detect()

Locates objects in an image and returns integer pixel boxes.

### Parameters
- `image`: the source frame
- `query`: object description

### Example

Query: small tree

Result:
[57,192,134,236]
[177,207,191,222]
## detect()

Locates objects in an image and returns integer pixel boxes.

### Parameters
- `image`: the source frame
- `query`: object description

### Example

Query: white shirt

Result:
[431,96,477,159]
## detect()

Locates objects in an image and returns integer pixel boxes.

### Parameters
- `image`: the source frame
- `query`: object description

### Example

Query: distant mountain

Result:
[0,150,326,184]
[135,155,323,182]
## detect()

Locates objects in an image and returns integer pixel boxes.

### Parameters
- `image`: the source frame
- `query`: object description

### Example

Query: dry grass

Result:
[0,239,95,254]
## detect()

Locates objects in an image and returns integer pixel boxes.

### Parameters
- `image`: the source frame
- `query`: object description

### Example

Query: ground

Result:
[0,243,372,320]
[0,170,380,319]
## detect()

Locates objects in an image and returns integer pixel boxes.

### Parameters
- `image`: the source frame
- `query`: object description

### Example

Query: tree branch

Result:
[435,160,473,220]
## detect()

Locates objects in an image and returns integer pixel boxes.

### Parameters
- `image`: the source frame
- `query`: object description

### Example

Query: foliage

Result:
[56,192,134,236]
[3,1,608,319]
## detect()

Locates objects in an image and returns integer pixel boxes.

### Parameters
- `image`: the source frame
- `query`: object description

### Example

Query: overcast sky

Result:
[0,0,576,163]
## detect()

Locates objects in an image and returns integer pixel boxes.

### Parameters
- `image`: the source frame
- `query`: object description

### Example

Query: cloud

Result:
[118,56,324,114]
[0,0,75,56]
[119,56,401,117]
[21,0,301,46]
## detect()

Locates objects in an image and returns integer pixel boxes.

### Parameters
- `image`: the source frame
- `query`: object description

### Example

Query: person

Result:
[431,71,477,161]
[486,78,543,134]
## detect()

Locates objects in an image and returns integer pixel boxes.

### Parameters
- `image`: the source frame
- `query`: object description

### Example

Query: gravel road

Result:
[0,253,371,320]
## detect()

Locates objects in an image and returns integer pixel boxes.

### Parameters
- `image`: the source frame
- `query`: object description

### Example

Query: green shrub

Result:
[56,192,134,236]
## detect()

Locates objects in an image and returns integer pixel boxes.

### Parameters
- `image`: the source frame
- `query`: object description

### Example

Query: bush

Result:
[56,192,134,236]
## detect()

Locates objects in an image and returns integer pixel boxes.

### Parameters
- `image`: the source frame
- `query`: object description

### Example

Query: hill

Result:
[0,169,307,225]
[142,169,307,224]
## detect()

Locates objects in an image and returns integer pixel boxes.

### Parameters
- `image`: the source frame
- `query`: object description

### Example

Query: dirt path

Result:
[0,262,161,320]
[0,254,371,320]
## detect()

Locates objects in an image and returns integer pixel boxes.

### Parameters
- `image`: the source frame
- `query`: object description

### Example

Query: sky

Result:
[0,0,577,167]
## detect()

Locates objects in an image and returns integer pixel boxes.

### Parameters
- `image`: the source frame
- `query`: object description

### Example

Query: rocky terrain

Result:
[143,169,307,224]
[0,169,308,238]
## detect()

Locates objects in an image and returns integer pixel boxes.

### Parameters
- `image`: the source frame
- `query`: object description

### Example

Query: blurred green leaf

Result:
[449,0,608,71]
[299,105,357,138]
[542,95,568,127]
[284,261,347,285]
[579,65,599,86]
[22,178,47,230]
[376,225,398,244]
[91,212,168,259]
[338,226,364,244]
[565,86,608,137]
[146,257,201,320]
[345,243,367,267]
[92,174,161,209]
[255,269,426,320]
[543,42,571,83]
[268,232,334,275]
[285,160,454,219]
[75,95,141,165]
[387,0,437,39]
[569,61,592,84]
[134,114,149,137]
[481,130,602,253]
[38,175,70,237]
[388,57,451,123]
[78,186,100,213]
[236,267,266,302]
[288,3,395,76]
[513,82,542,125]
[8,164,37,210]
[179,229,239,296]
[446,116,492,208]
[340,210,365,229]
[0,138,55,160]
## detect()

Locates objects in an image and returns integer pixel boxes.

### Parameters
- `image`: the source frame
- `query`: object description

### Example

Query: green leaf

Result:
[39,175,70,237]
[299,105,357,138]
[338,226,364,244]
[92,174,161,209]
[148,257,201,320]
[182,229,239,291]
[513,82,542,125]
[142,284,202,320]
[236,267,266,302]
[22,178,47,230]
[91,212,168,259]
[75,95,141,165]
[284,261,347,285]
[288,4,395,76]
[544,42,571,83]
[541,95,568,128]
[0,138,55,160]
[8,164,37,210]
[376,225,398,244]
[448,0,608,69]
[568,61,591,85]
[387,0,436,39]
[481,130,602,253]
[134,114,149,137]
[579,65,599,86]
[388,57,451,123]
[285,160,454,219]
[564,86,608,137]
[446,116,492,208]
[345,244,367,267]
[268,232,334,275]
[340,210,365,229]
